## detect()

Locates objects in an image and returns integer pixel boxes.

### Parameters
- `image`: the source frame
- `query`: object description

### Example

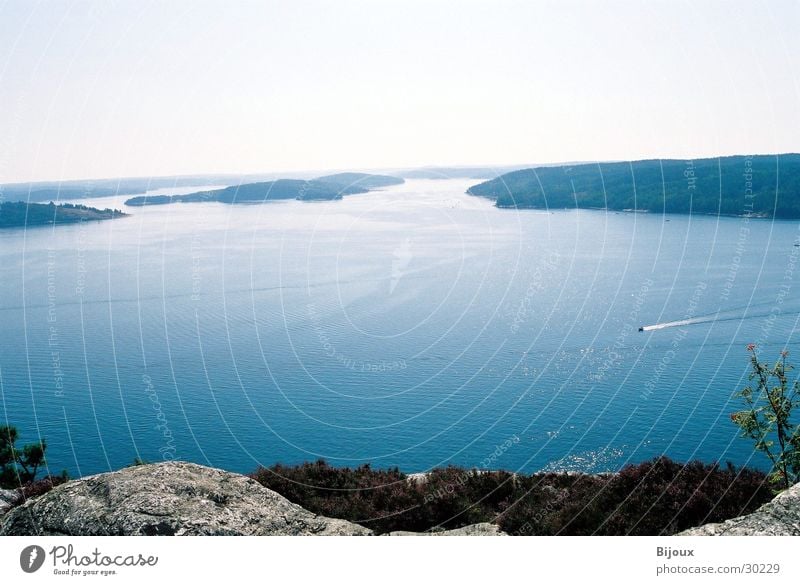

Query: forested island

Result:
[125,173,404,206]
[0,201,126,228]
[467,154,800,219]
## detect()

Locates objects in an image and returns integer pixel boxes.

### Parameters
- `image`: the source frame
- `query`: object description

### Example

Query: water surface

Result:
[2,179,798,477]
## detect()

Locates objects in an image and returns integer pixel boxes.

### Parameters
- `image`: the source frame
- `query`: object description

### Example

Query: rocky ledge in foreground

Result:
[678,482,800,536]
[0,462,505,536]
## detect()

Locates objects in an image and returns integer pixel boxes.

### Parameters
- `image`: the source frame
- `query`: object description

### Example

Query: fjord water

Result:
[2,179,799,478]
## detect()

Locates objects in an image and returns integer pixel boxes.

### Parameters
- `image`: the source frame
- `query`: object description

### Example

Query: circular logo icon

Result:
[20,545,46,573]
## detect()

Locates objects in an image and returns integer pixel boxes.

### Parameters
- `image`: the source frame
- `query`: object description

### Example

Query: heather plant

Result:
[252,456,771,535]
[11,473,69,507]
[731,346,800,491]
[251,461,427,533]
[589,458,771,535]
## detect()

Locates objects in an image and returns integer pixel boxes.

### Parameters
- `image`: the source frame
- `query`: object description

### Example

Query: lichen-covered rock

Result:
[0,462,371,536]
[678,483,800,536]
[0,489,18,516]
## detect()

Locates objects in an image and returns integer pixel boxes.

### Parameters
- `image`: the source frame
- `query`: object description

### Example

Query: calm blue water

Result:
[2,179,800,478]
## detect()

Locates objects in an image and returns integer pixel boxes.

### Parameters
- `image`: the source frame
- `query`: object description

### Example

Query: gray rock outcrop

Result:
[0,489,18,516]
[0,461,371,536]
[386,522,506,536]
[678,482,800,536]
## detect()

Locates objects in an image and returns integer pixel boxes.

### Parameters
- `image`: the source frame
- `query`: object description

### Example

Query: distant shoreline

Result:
[492,203,776,220]
[0,201,127,230]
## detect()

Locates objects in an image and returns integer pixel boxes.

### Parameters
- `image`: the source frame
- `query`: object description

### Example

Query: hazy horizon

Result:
[4,151,800,187]
[1,0,799,184]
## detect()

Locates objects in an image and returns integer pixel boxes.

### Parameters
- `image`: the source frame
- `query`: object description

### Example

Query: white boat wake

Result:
[639,302,800,332]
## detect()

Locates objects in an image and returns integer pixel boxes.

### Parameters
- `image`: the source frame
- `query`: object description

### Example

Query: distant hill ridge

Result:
[0,172,404,204]
[124,173,404,206]
[0,176,249,204]
[467,154,800,219]
[315,172,404,189]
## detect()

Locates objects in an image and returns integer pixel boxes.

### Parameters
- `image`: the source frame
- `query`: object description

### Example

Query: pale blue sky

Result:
[1,0,798,183]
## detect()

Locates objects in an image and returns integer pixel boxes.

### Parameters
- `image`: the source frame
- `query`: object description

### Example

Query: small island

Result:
[0,201,126,229]
[124,173,404,207]
[467,154,800,219]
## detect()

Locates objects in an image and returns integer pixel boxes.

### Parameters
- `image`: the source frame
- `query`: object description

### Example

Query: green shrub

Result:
[731,346,800,491]
[0,425,47,488]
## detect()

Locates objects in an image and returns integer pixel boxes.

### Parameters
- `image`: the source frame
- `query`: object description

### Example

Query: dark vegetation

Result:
[0,425,47,487]
[9,475,69,507]
[124,173,404,206]
[467,154,800,219]
[1,425,67,509]
[0,201,125,228]
[251,456,771,535]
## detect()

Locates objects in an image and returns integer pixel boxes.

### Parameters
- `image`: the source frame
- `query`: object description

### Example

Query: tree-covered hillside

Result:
[0,202,125,228]
[467,154,800,218]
